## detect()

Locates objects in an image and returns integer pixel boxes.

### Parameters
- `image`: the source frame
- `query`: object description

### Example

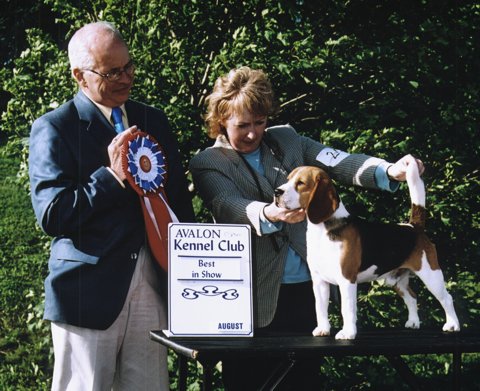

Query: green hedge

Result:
[0,140,51,390]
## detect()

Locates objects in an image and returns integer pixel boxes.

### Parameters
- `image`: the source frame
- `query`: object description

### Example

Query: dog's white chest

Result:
[306,223,343,283]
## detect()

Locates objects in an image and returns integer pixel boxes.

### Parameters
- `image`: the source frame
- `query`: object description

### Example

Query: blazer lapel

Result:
[212,136,259,192]
[261,141,289,189]
[74,91,116,149]
[124,100,144,131]
[213,135,285,202]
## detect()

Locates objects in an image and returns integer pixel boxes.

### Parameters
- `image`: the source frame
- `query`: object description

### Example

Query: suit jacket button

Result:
[130,253,138,260]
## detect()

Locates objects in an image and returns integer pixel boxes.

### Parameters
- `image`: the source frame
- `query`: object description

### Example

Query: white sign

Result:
[167,223,253,337]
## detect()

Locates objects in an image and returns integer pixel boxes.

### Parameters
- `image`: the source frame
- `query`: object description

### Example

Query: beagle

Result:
[274,164,460,340]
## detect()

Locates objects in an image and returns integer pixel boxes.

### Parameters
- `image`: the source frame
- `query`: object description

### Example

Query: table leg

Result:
[259,355,296,391]
[385,355,422,390]
[452,350,461,391]
[201,360,217,391]
[178,355,188,391]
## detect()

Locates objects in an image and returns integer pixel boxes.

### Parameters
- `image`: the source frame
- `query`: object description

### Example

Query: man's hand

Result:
[108,125,138,181]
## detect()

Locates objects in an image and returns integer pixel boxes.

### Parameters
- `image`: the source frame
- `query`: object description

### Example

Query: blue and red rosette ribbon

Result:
[122,132,172,270]
[123,132,167,196]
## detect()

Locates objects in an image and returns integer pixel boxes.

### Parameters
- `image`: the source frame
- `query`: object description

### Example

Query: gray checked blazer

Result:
[189,124,389,328]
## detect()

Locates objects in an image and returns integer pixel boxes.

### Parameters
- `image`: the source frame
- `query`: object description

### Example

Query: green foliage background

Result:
[1,0,478,389]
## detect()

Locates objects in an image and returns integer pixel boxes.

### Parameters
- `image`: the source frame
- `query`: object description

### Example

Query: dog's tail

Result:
[406,158,426,229]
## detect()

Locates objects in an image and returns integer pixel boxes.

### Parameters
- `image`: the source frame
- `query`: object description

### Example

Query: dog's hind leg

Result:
[391,271,420,329]
[414,253,460,332]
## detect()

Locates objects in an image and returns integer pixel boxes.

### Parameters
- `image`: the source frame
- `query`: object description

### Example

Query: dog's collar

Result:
[324,217,352,240]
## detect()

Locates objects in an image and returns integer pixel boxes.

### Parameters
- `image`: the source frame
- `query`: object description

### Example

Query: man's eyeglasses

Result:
[84,60,135,82]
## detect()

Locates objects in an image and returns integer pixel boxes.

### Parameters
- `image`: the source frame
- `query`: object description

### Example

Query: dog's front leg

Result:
[312,279,331,336]
[336,281,358,340]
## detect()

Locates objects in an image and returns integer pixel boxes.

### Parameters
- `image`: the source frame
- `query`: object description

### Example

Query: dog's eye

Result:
[296,180,305,188]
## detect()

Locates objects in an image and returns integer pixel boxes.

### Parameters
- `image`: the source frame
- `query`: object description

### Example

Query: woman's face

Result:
[223,111,267,153]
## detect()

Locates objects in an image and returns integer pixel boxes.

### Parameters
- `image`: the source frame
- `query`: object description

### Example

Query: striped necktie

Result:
[111,107,125,133]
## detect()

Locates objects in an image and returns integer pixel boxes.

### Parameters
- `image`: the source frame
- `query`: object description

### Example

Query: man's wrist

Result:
[106,167,126,188]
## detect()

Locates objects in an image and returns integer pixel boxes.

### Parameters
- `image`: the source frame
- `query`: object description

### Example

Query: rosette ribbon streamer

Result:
[122,132,178,270]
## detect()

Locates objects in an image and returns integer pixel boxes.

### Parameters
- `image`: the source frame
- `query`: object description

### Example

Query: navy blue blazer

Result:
[29,90,195,330]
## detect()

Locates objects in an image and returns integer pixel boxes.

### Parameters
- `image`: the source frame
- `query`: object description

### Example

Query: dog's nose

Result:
[274,188,284,197]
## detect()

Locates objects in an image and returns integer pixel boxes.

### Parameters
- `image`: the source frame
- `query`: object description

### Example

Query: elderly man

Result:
[29,21,194,390]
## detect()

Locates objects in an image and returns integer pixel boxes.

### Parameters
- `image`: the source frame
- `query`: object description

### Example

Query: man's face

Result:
[75,37,133,107]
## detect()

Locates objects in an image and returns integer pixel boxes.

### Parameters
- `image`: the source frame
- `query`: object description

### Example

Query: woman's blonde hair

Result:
[204,66,278,138]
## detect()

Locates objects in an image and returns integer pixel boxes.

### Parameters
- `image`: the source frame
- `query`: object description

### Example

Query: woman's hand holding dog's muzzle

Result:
[263,202,306,224]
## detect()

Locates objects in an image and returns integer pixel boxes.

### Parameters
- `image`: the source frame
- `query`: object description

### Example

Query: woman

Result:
[189,66,423,390]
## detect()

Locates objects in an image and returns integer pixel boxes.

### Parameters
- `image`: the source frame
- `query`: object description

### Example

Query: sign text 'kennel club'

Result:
[168,223,253,337]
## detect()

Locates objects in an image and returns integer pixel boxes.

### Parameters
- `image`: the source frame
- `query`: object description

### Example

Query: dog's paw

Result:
[335,328,356,340]
[442,321,460,332]
[405,319,420,329]
[312,326,330,337]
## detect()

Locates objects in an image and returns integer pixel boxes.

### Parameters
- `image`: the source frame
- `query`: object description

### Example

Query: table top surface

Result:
[151,329,480,362]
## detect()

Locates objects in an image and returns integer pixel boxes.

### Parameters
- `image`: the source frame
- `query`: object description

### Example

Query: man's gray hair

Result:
[67,21,125,70]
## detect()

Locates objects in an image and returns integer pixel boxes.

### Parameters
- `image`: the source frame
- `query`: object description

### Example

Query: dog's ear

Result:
[307,174,339,224]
